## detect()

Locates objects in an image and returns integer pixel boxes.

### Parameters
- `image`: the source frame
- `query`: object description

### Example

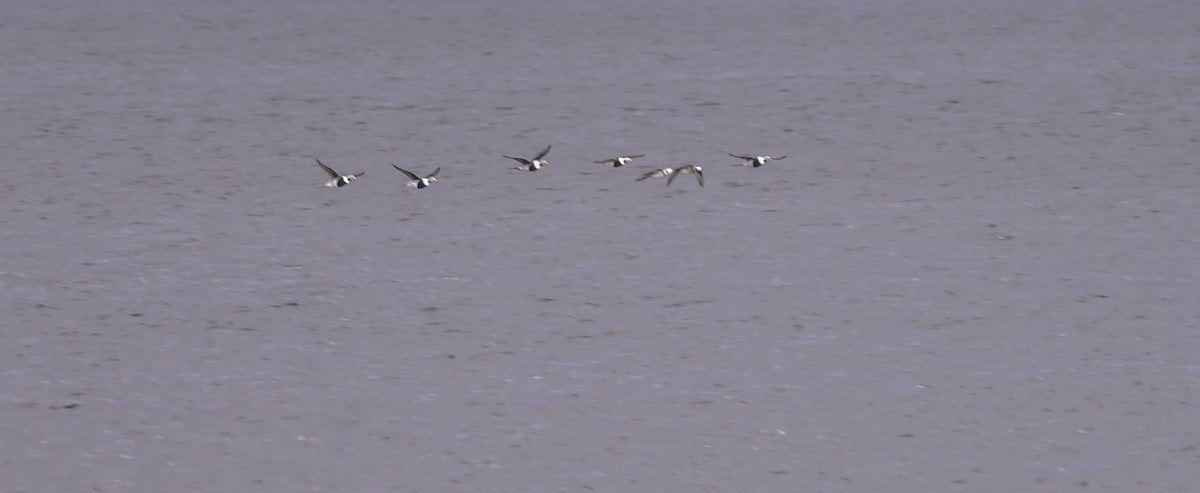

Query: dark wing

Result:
[773,155,787,160]
[694,169,704,187]
[532,144,552,160]
[594,158,616,164]
[503,155,532,165]
[316,158,339,178]
[666,169,679,186]
[625,154,645,159]
[636,170,659,181]
[392,165,420,181]
[728,153,753,160]
[425,167,441,179]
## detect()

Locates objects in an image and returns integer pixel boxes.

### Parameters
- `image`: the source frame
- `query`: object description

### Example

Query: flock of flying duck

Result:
[314,145,787,190]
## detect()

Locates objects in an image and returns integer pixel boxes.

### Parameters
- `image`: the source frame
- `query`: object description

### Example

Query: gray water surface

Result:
[2,1,1198,491]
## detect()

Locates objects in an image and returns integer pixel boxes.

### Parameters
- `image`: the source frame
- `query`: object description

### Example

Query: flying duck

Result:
[637,167,674,182]
[316,158,365,188]
[594,154,645,167]
[730,153,787,168]
[393,165,440,189]
[666,164,703,187]
[636,164,704,187]
[504,145,551,171]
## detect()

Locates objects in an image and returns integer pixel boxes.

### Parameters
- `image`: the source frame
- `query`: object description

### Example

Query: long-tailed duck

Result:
[667,164,703,187]
[316,158,365,188]
[393,165,440,189]
[730,153,787,168]
[637,167,674,182]
[637,164,703,187]
[504,145,551,171]
[594,154,645,167]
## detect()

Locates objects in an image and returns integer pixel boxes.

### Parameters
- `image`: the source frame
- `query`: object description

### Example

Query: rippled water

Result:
[3,1,1198,491]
